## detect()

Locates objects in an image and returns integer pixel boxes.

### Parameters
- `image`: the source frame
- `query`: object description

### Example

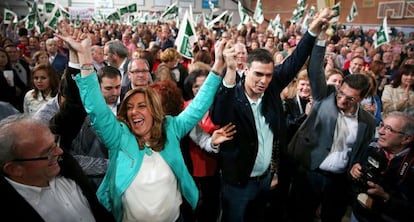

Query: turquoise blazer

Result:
[75,72,221,221]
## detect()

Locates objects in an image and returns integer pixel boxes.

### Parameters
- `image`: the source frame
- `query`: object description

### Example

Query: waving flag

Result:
[4,9,18,24]
[346,0,358,22]
[373,17,390,48]
[175,10,197,59]
[253,0,264,24]
[160,2,178,21]
[238,1,250,25]
[331,2,341,23]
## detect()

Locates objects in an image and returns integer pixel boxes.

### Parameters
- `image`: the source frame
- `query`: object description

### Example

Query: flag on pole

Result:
[160,2,178,21]
[297,0,306,8]
[119,6,129,16]
[44,2,56,14]
[107,10,121,21]
[290,6,306,24]
[268,14,284,39]
[24,14,36,30]
[331,2,341,23]
[175,10,197,59]
[207,10,228,30]
[59,6,70,20]
[128,3,138,13]
[238,1,250,25]
[253,0,264,24]
[301,5,316,31]
[346,0,358,22]
[373,17,390,48]
[4,9,18,24]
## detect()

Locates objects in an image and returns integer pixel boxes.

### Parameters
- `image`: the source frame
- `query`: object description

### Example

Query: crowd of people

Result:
[0,7,413,222]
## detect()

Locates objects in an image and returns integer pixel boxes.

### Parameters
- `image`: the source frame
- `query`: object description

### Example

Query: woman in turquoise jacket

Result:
[56,21,227,221]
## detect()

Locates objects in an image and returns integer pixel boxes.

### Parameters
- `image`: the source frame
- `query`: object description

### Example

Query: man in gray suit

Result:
[103,39,130,87]
[287,37,376,222]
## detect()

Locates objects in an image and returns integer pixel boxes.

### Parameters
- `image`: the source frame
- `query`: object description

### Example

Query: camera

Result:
[352,151,387,194]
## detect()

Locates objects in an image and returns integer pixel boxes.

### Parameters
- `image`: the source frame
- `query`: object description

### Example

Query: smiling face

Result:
[9,122,63,187]
[297,79,311,99]
[244,61,274,101]
[126,93,153,142]
[336,83,362,114]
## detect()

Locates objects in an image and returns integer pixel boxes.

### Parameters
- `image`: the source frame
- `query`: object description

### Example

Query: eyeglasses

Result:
[129,69,149,75]
[13,135,61,162]
[336,90,357,103]
[379,122,406,135]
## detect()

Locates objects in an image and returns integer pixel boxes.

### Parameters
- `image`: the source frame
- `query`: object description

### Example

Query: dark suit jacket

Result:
[51,53,68,76]
[288,45,376,171]
[210,31,316,187]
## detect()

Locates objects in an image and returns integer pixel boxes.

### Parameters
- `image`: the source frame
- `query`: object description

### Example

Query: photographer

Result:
[350,112,414,222]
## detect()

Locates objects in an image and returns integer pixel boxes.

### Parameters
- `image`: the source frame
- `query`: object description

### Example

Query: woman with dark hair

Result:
[56,19,228,221]
[23,64,60,115]
[381,64,414,117]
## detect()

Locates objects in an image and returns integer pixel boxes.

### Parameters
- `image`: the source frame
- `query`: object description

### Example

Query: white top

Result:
[319,111,358,173]
[6,176,95,222]
[23,89,53,115]
[122,150,182,222]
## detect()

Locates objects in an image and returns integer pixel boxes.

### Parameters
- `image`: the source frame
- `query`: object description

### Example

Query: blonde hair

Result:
[160,48,180,63]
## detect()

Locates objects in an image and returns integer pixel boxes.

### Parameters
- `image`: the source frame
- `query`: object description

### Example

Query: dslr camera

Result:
[352,151,387,194]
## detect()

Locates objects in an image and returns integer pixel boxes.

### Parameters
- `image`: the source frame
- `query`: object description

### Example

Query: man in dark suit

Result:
[209,8,336,222]
[0,115,114,221]
[4,44,31,88]
[287,35,376,221]
[46,38,68,76]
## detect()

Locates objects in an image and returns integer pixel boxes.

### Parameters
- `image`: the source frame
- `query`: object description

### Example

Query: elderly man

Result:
[350,112,414,222]
[0,115,114,221]
[46,38,68,76]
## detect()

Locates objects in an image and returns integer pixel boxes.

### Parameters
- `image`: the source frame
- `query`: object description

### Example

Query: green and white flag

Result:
[45,6,62,31]
[290,6,306,23]
[107,10,121,21]
[59,6,70,20]
[268,14,284,39]
[128,3,137,13]
[373,17,390,48]
[202,12,211,28]
[44,2,56,14]
[4,9,18,24]
[346,0,358,22]
[175,10,197,59]
[207,10,228,30]
[302,5,315,30]
[35,17,45,33]
[253,0,264,24]
[119,6,129,16]
[224,12,233,27]
[238,1,249,25]
[24,13,36,30]
[297,0,306,8]
[331,2,341,23]
[160,2,178,21]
